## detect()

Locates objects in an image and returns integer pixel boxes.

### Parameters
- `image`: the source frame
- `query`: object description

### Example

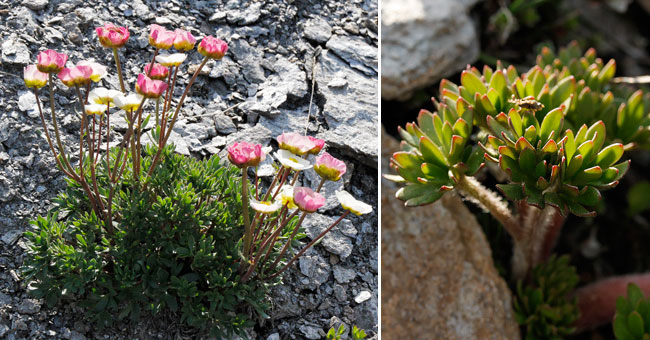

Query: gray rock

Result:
[0,323,8,337]
[353,294,378,331]
[229,39,265,84]
[1,38,30,65]
[22,0,48,10]
[241,57,307,117]
[69,331,86,340]
[16,299,41,314]
[266,333,280,340]
[2,229,22,245]
[303,17,332,43]
[332,265,356,284]
[0,292,11,307]
[326,35,377,76]
[381,0,480,100]
[299,323,323,339]
[315,51,377,168]
[302,213,353,259]
[299,253,330,288]
[214,113,237,134]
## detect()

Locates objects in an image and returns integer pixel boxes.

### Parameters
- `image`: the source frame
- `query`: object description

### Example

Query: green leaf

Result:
[395,184,446,207]
[497,183,525,201]
[461,70,487,96]
[539,107,564,142]
[614,314,635,340]
[595,143,624,168]
[576,186,601,207]
[419,137,449,168]
[628,311,645,338]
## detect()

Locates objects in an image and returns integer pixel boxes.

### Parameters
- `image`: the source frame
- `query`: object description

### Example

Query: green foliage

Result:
[326,324,367,340]
[614,283,650,340]
[513,255,579,340]
[627,181,650,216]
[22,145,295,338]
[388,43,639,216]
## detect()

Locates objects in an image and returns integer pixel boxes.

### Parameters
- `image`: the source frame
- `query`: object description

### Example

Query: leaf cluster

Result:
[614,283,650,340]
[513,255,579,340]
[22,145,294,338]
[389,42,641,216]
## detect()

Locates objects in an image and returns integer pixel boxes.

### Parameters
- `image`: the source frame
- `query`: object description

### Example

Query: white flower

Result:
[88,87,122,106]
[113,93,145,111]
[249,196,282,214]
[77,60,107,82]
[335,190,372,215]
[84,104,107,115]
[275,149,312,171]
[155,53,188,67]
[279,185,297,209]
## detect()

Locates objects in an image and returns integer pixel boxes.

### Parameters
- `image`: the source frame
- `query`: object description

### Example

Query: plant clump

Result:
[614,283,650,340]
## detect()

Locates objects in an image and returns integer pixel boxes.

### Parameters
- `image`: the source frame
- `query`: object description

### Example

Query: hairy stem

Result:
[455,175,521,239]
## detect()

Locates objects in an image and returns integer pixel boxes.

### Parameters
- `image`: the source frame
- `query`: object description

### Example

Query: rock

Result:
[266,333,280,340]
[2,229,22,245]
[0,323,8,337]
[381,0,480,100]
[303,213,353,259]
[354,290,371,304]
[0,292,11,307]
[353,294,378,331]
[303,17,332,44]
[381,128,520,339]
[22,0,49,10]
[326,35,377,76]
[213,113,237,134]
[299,323,323,339]
[241,57,307,117]
[17,91,38,118]
[299,253,330,288]
[332,265,356,284]
[16,299,41,314]
[69,331,86,340]
[315,51,377,168]
[1,37,30,65]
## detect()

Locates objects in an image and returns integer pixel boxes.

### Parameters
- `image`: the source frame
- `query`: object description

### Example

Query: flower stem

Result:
[266,211,350,280]
[112,48,126,93]
[47,73,76,176]
[33,89,74,178]
[266,212,308,273]
[242,168,252,259]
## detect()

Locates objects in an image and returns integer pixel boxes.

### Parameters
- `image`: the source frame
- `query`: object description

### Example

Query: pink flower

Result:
[24,65,48,89]
[95,23,130,48]
[148,24,175,50]
[314,152,346,181]
[277,132,317,156]
[198,36,228,60]
[77,61,107,82]
[36,50,68,73]
[135,74,168,98]
[293,187,325,213]
[57,65,93,87]
[227,142,265,168]
[307,136,325,155]
[173,29,196,51]
[144,63,169,80]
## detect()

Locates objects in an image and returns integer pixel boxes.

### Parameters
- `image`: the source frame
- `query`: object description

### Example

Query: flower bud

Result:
[135,74,168,99]
[148,24,175,50]
[58,65,93,87]
[24,65,48,89]
[314,152,346,181]
[144,63,169,80]
[36,50,68,73]
[197,36,228,60]
[294,187,325,213]
[227,142,265,168]
[173,29,196,52]
[95,23,130,48]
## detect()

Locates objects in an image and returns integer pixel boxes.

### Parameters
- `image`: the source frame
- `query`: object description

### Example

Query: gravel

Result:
[0,0,378,339]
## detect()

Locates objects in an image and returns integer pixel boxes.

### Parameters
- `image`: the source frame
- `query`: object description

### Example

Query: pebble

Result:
[22,0,49,10]
[1,38,30,65]
[354,290,371,304]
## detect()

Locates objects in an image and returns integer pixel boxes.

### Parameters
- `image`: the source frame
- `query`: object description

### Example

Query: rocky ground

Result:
[0,0,378,339]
